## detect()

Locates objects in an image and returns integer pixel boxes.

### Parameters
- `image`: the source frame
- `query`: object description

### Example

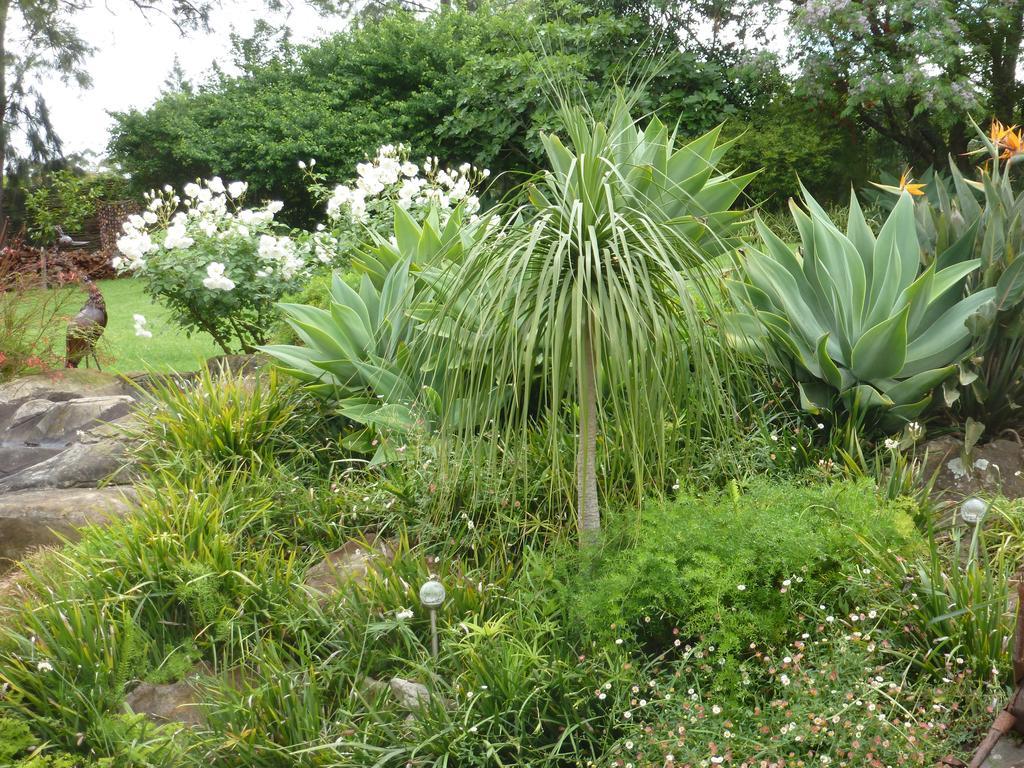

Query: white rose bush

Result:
[114,177,337,354]
[302,143,489,254]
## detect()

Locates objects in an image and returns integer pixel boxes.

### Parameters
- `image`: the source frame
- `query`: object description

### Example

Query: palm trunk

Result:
[577,317,600,544]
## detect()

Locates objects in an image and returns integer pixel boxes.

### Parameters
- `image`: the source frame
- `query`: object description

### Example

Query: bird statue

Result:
[65,276,108,369]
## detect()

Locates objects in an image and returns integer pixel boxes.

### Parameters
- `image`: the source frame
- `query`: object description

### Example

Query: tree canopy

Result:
[107,1,790,223]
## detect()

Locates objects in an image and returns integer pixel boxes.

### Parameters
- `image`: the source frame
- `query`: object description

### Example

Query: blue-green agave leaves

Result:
[729,187,996,421]
[259,207,482,463]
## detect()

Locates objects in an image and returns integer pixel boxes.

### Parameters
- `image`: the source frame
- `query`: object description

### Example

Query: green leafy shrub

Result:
[24,170,99,245]
[0,715,34,762]
[564,478,921,654]
[723,96,868,208]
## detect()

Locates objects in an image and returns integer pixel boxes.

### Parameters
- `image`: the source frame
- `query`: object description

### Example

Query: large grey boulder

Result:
[388,677,432,710]
[0,441,132,492]
[125,662,246,728]
[0,371,140,492]
[0,371,133,410]
[3,395,135,446]
[124,678,208,728]
[0,487,137,568]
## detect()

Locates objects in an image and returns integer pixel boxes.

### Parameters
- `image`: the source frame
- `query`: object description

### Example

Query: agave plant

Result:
[429,95,754,540]
[260,206,486,462]
[352,204,480,289]
[729,188,995,424]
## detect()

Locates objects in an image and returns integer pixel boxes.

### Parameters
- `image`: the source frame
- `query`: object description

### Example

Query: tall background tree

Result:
[790,0,1024,168]
[0,0,215,226]
[110,0,867,220]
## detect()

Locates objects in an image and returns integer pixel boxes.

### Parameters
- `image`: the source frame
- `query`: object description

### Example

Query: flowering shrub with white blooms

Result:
[114,177,338,353]
[301,144,490,254]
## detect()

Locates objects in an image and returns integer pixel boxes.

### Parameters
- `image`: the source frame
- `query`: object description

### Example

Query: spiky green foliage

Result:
[898,129,1024,429]
[730,188,995,424]
[429,95,754,537]
[261,206,489,462]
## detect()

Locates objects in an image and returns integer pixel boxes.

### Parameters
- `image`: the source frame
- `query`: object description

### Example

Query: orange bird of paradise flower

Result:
[988,119,1024,159]
[898,169,926,196]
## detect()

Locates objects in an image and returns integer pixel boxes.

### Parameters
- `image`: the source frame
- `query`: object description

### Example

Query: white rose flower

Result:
[184,182,201,198]
[132,314,153,338]
[401,161,418,178]
[143,211,158,224]
[202,261,235,291]
[207,176,225,194]
[164,224,194,250]
[228,181,247,198]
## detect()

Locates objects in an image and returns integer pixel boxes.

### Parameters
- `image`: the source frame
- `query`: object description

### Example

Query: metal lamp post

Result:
[419,578,446,658]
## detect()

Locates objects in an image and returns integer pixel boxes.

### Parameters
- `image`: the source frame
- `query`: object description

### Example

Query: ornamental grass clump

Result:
[729,187,995,426]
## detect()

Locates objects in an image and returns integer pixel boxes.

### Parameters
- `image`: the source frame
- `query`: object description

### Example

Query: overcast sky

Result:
[40,1,348,160]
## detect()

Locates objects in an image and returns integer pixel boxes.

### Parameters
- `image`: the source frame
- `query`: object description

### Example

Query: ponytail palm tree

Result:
[431,97,754,541]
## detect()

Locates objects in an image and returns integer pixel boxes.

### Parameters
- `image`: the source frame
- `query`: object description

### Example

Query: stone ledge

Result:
[0,486,137,569]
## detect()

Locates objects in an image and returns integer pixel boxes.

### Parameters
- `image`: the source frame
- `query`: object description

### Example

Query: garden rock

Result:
[303,536,395,602]
[0,487,137,569]
[979,734,1024,767]
[0,371,133,410]
[0,440,132,492]
[0,371,141,492]
[3,395,134,445]
[358,676,438,713]
[125,664,211,728]
[205,353,267,377]
[388,677,432,710]
[920,436,1024,501]
[125,662,246,728]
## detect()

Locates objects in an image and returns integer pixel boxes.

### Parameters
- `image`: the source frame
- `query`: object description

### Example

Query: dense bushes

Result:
[561,478,921,654]
[107,2,867,222]
[723,96,871,206]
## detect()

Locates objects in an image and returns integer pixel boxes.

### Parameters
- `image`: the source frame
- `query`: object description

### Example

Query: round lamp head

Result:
[419,579,446,609]
[960,496,989,525]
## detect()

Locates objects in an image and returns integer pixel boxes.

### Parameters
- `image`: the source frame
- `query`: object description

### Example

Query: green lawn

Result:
[89,279,220,374]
